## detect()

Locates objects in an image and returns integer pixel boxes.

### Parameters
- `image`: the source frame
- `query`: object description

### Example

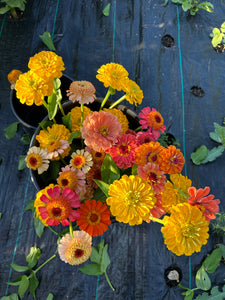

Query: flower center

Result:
[48,140,61,152]
[26,153,42,170]
[87,211,100,224]
[99,125,109,137]
[181,224,198,239]
[72,155,85,169]
[173,157,178,165]
[29,157,37,167]
[148,153,158,162]
[52,207,62,217]
[125,191,140,206]
[75,249,84,258]
[148,172,157,183]
[155,115,162,123]
[118,143,129,156]
[46,197,71,221]
[61,179,69,186]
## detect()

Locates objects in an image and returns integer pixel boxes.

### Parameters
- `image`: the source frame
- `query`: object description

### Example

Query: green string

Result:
[52,0,60,39]
[176,5,191,289]
[0,14,6,37]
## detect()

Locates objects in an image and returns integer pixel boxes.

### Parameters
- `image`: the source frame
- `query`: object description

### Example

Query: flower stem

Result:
[147,216,164,225]
[69,221,74,239]
[134,125,142,132]
[48,226,60,236]
[109,95,126,109]
[80,104,84,127]
[58,153,67,165]
[104,271,115,291]
[58,101,65,116]
[33,254,56,274]
[100,89,112,110]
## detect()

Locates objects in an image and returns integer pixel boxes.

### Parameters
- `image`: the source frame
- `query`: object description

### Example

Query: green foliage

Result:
[62,114,72,131]
[18,155,26,170]
[191,122,225,165]
[195,266,211,290]
[39,32,56,51]
[4,122,19,139]
[210,22,225,48]
[25,199,45,238]
[0,294,19,300]
[47,78,62,121]
[171,0,213,15]
[46,294,54,300]
[210,213,225,236]
[101,154,120,184]
[0,0,27,17]
[102,3,110,16]
[20,133,31,145]
[194,285,225,299]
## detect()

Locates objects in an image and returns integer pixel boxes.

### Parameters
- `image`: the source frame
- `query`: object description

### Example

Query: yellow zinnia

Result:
[161,203,209,256]
[103,108,129,133]
[96,62,128,91]
[122,78,143,106]
[15,70,53,106]
[28,50,65,81]
[69,106,93,134]
[107,175,156,225]
[161,173,192,213]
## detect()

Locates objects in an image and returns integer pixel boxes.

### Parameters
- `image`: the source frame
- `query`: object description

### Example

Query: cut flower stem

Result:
[109,95,126,109]
[147,216,164,225]
[105,271,115,291]
[100,88,112,110]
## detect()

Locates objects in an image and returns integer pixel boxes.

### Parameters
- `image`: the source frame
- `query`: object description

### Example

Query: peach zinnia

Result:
[81,111,122,152]
[77,200,111,236]
[67,80,96,104]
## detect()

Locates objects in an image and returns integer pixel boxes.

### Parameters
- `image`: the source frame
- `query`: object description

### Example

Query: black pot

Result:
[29,99,140,191]
[10,74,73,134]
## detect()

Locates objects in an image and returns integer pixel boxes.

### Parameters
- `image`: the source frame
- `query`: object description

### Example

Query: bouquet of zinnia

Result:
[11,51,220,291]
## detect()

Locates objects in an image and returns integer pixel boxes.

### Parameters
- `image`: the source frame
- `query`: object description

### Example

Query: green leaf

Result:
[18,275,29,299]
[62,114,72,131]
[218,244,225,259]
[194,285,225,300]
[162,0,168,6]
[0,6,10,14]
[4,122,19,139]
[39,31,56,51]
[34,216,45,238]
[39,120,53,130]
[47,92,58,120]
[184,290,194,300]
[46,293,54,300]
[29,272,39,300]
[24,199,35,212]
[221,22,225,33]
[6,0,26,10]
[90,247,101,264]
[20,133,31,145]
[203,248,222,273]
[0,212,2,219]
[93,179,109,197]
[131,163,137,175]
[191,145,208,165]
[92,187,107,202]
[7,275,24,286]
[101,154,120,184]
[97,239,105,257]
[213,123,225,146]
[100,244,110,273]
[54,78,61,91]
[10,264,29,272]
[79,263,103,276]
[68,131,81,143]
[0,294,19,300]
[103,3,110,16]
[201,146,224,164]
[26,246,41,269]
[195,266,211,291]
[18,155,26,170]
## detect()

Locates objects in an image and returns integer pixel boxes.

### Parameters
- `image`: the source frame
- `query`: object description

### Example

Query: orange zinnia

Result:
[135,141,164,166]
[158,145,185,174]
[76,200,111,236]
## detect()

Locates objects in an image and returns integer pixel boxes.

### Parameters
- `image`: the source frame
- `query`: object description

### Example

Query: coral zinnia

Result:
[28,50,65,81]
[161,173,192,213]
[103,108,129,133]
[159,145,185,174]
[139,107,166,133]
[67,80,96,104]
[25,146,49,174]
[188,186,220,222]
[77,200,111,236]
[146,194,166,222]
[70,149,93,174]
[161,203,209,256]
[96,62,128,91]
[107,133,137,169]
[136,131,160,145]
[58,231,92,265]
[107,175,156,225]
[38,186,81,226]
[69,106,93,134]
[15,70,53,106]
[36,124,71,160]
[122,78,143,106]
[137,162,166,194]
[135,141,164,166]
[81,111,122,152]
[8,69,22,89]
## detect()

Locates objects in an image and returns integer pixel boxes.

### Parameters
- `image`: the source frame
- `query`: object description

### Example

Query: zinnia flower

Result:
[107,133,137,169]
[67,81,96,104]
[96,62,128,91]
[81,111,122,152]
[25,146,49,174]
[188,186,220,222]
[8,69,22,89]
[161,203,209,256]
[103,108,129,133]
[146,194,166,222]
[86,147,106,164]
[38,186,81,226]
[122,78,143,106]
[136,131,160,145]
[76,200,111,236]
[137,162,166,194]
[135,141,164,166]
[69,106,93,134]
[28,50,65,81]
[159,145,185,174]
[58,230,92,265]
[107,175,156,225]
[86,164,102,189]
[15,70,53,106]
[70,149,93,173]
[161,173,192,213]
[36,124,71,160]
[139,107,166,133]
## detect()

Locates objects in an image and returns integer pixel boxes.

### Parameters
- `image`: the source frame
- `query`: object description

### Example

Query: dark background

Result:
[0,0,225,299]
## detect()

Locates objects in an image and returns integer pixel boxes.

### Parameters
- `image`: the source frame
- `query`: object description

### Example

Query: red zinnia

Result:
[188,186,220,222]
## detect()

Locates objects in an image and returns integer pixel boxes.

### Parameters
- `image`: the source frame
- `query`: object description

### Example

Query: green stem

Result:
[100,89,112,110]
[48,226,60,236]
[58,101,65,116]
[109,95,126,109]
[69,221,74,239]
[80,104,84,127]
[134,125,142,132]
[42,99,48,111]
[147,215,164,225]
[33,254,56,274]
[58,153,67,165]
[10,8,18,19]
[104,271,115,291]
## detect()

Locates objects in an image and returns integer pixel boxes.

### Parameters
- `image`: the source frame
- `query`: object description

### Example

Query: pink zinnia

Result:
[81,111,122,152]
[66,81,96,105]
[38,186,81,226]
[139,107,166,133]
[146,194,166,222]
[107,133,137,169]
[137,162,166,194]
[136,130,160,146]
[188,186,220,222]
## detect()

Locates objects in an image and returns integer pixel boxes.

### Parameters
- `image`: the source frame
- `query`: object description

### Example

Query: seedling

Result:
[0,0,27,19]
[210,22,225,50]
[171,0,214,15]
